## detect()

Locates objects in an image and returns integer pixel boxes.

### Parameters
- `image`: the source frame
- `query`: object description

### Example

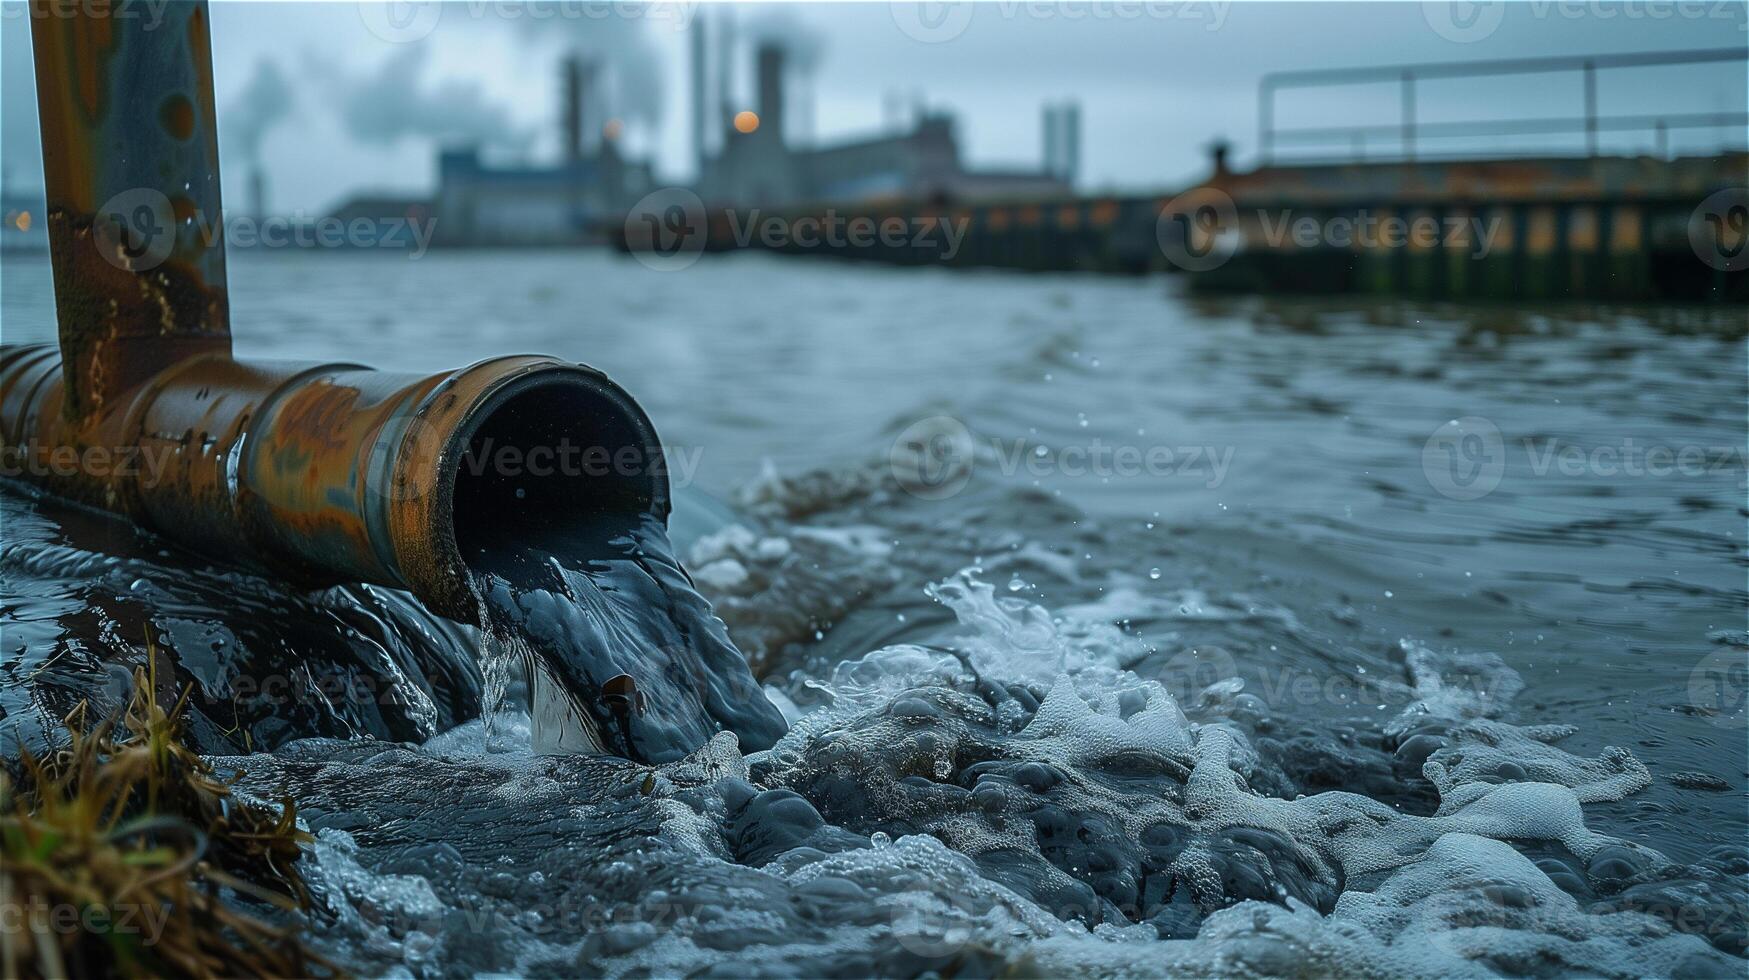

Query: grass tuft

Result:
[1,652,329,979]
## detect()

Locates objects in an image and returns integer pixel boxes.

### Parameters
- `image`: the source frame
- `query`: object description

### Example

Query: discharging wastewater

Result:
[2,249,1745,977]
[467,513,787,762]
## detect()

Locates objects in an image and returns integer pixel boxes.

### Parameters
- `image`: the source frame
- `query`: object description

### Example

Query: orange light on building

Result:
[733,110,760,134]
[602,118,623,142]
[12,210,30,232]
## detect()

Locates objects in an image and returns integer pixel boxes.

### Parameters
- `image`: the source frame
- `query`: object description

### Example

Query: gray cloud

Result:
[312,44,532,150]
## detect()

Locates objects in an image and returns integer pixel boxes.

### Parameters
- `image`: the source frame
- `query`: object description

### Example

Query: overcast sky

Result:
[2,1,1743,213]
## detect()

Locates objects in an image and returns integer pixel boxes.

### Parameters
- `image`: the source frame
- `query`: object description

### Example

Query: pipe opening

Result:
[450,374,665,571]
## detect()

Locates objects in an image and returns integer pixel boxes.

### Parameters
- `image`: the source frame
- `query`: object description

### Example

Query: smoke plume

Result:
[315,45,533,150]
[504,1,667,127]
[224,58,295,162]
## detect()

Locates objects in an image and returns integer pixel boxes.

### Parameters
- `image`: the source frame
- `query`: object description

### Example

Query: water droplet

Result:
[1148,567,1161,580]
[1007,575,1025,592]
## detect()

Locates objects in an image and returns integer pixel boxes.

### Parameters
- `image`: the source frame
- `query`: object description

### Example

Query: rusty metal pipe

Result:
[13,1,672,624]
[31,0,231,422]
[0,344,670,624]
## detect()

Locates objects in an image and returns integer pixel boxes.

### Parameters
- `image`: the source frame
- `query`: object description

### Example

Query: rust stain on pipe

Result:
[14,1,672,623]
[31,0,231,422]
[0,346,670,624]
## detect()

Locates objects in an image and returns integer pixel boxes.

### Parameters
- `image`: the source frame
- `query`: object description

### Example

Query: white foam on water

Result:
[615,568,1733,979]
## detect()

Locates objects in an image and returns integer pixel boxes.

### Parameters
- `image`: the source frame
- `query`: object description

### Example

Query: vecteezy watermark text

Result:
[1423,0,1746,43]
[94,189,436,272]
[0,442,174,486]
[889,415,1234,499]
[357,0,698,43]
[621,188,974,272]
[1,0,172,30]
[1156,188,1506,272]
[890,1,1229,44]
[0,439,702,492]
[1423,416,1748,500]
[460,438,705,490]
[0,899,171,947]
[726,210,970,259]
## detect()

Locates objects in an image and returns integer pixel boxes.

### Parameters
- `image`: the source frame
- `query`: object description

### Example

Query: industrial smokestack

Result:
[717,5,735,137]
[1042,104,1059,178]
[1041,101,1081,186]
[1061,101,1080,187]
[691,16,708,174]
[756,43,784,144]
[562,53,583,162]
[248,164,267,221]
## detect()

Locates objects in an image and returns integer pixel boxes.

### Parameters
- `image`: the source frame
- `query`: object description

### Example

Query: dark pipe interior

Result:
[452,377,662,569]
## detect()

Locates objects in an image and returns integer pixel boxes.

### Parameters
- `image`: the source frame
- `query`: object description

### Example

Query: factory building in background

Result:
[427,54,652,246]
[696,30,1076,208]
[332,23,1079,245]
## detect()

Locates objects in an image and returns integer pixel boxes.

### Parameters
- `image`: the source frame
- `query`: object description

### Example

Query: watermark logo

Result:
[93,189,436,266]
[891,416,977,500]
[1688,647,1747,728]
[1422,0,1507,42]
[1423,417,1747,501]
[1423,416,1505,501]
[730,210,970,259]
[1156,187,1239,272]
[1425,1,1744,41]
[95,188,176,273]
[624,187,708,272]
[888,415,1237,499]
[888,882,978,958]
[359,0,697,40]
[891,1,976,42]
[1157,200,1504,271]
[891,1,1227,40]
[1161,645,1241,704]
[358,0,444,43]
[1689,187,1749,273]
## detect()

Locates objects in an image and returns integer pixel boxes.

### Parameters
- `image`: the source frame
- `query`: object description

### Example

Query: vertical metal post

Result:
[690,16,708,176]
[1401,71,1416,162]
[1583,60,1597,156]
[1258,79,1274,165]
[30,0,231,422]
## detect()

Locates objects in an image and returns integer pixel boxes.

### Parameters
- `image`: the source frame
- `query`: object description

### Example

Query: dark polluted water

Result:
[2,251,1745,977]
[467,514,787,763]
[8,477,1745,978]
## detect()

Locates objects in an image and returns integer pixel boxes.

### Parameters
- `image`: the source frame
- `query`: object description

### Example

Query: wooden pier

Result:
[616,47,1746,303]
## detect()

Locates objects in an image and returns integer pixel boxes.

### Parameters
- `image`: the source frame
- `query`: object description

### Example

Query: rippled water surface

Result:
[2,249,1744,976]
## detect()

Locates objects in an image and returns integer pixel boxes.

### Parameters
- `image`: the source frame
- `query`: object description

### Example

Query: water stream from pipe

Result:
[469,513,788,763]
